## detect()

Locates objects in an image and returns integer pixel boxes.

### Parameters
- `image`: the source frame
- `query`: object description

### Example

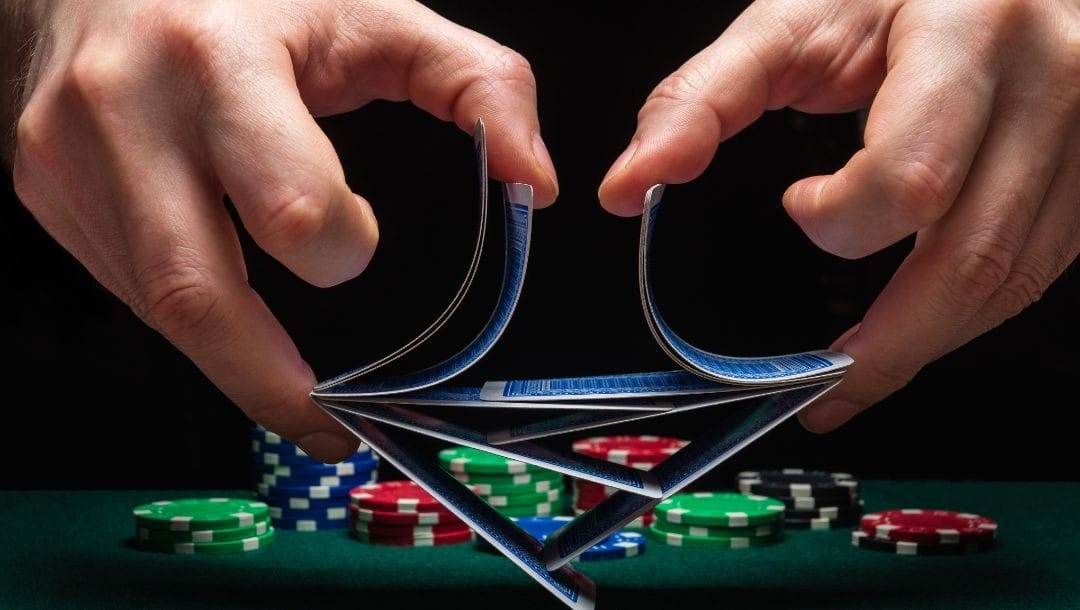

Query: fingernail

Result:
[531,132,558,205]
[296,432,353,464]
[601,140,640,186]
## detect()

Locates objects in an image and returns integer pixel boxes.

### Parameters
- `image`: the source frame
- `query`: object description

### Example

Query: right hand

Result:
[11,0,558,462]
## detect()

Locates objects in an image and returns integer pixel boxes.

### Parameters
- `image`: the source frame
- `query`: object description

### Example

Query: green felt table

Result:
[2,481,1078,610]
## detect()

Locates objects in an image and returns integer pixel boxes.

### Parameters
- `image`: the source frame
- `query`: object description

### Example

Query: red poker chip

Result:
[574,480,617,496]
[571,435,689,464]
[348,504,461,526]
[860,509,998,544]
[352,525,476,546]
[354,520,473,538]
[349,480,445,513]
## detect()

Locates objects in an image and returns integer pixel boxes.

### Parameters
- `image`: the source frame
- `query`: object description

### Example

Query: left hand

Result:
[598,0,1079,432]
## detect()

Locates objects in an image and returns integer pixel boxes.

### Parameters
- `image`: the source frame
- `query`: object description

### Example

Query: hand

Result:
[598,0,1079,431]
[10,0,558,461]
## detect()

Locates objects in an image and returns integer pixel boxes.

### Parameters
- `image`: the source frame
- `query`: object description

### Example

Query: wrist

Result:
[1,0,45,170]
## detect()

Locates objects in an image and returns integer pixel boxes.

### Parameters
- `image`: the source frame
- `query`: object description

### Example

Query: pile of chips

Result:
[571,435,689,527]
[737,469,863,529]
[648,492,785,549]
[476,516,646,560]
[439,446,566,518]
[132,497,275,554]
[348,480,475,546]
[251,425,379,531]
[853,509,998,555]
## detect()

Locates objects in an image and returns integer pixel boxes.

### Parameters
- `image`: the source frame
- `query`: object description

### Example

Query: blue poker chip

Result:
[256,495,346,510]
[270,515,350,531]
[478,516,645,561]
[269,504,350,522]
[254,455,380,477]
[256,481,359,500]
[257,471,377,488]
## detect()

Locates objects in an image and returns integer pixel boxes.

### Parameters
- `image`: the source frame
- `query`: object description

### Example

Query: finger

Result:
[944,133,1080,353]
[596,2,891,216]
[200,45,379,289]
[798,93,1069,434]
[296,1,558,205]
[118,151,358,462]
[783,15,999,259]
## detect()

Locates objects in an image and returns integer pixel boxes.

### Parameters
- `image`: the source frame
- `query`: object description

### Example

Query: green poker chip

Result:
[482,488,563,508]
[136,518,271,543]
[133,498,270,531]
[494,501,562,518]
[651,517,781,539]
[464,476,565,497]
[451,469,562,486]
[655,492,784,527]
[438,446,546,475]
[136,526,276,554]
[646,525,782,549]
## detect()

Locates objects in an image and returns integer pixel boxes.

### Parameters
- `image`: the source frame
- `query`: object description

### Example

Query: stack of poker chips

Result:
[648,491,785,549]
[132,497,275,554]
[570,435,689,528]
[476,516,646,560]
[736,469,863,530]
[853,508,998,555]
[348,480,475,546]
[250,425,379,531]
[439,446,566,518]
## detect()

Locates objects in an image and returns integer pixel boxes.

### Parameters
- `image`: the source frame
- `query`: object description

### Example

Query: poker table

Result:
[3,480,1078,610]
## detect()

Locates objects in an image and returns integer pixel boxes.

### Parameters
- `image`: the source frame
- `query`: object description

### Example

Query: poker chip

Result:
[250,425,379,532]
[465,477,564,497]
[651,519,781,539]
[137,520,270,543]
[784,504,863,521]
[256,482,358,500]
[494,501,558,518]
[777,494,862,511]
[571,435,688,464]
[268,505,349,521]
[133,498,269,531]
[481,488,562,507]
[646,525,782,549]
[572,508,655,529]
[136,527,276,554]
[783,515,861,530]
[353,521,473,539]
[851,530,995,555]
[860,509,998,544]
[438,446,545,475]
[655,492,785,527]
[352,526,475,546]
[451,469,562,486]
[255,455,380,478]
[349,480,446,513]
[259,472,377,488]
[349,505,459,526]
[477,516,646,560]
[737,469,859,500]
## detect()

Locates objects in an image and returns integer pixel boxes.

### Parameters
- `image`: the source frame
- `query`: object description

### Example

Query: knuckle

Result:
[646,69,707,108]
[863,356,916,396]
[151,6,237,89]
[62,47,133,115]
[994,259,1050,319]
[485,46,535,86]
[881,154,959,226]
[14,100,57,170]
[948,230,1020,305]
[258,191,332,254]
[132,253,220,341]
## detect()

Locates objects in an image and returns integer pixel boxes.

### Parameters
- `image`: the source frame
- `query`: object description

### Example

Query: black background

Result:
[1,1,1076,490]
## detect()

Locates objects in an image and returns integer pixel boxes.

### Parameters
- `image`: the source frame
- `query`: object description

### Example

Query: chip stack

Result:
[250,425,379,531]
[570,435,689,528]
[132,497,275,554]
[736,469,863,530]
[853,509,998,555]
[476,516,646,560]
[647,492,785,549]
[348,480,475,546]
[439,446,566,518]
